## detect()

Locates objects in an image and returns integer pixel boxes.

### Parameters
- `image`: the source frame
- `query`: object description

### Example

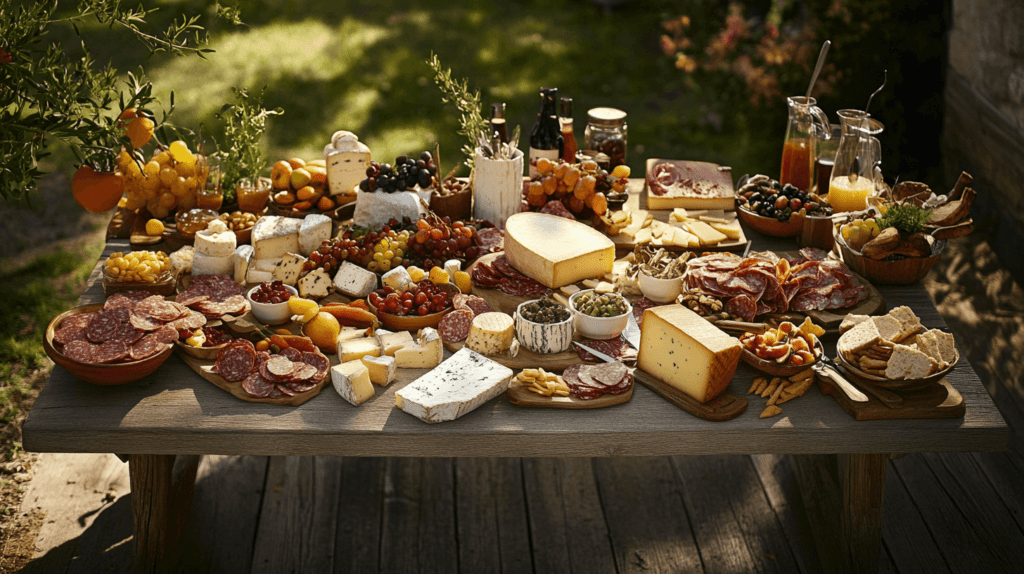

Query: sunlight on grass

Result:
[365,124,439,164]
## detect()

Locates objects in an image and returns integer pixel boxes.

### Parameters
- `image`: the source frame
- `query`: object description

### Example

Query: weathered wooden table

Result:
[24,228,1007,574]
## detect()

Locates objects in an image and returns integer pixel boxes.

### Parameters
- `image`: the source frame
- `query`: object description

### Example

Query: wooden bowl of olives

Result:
[568,290,631,341]
[735,175,832,238]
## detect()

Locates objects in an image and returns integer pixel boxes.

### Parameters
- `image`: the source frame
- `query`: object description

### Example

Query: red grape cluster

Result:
[369,280,452,317]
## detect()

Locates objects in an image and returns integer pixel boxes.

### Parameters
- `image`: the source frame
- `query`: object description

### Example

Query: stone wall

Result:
[942,0,1024,279]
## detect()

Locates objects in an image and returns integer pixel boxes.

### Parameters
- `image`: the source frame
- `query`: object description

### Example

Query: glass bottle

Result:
[490,103,508,144]
[780,96,831,192]
[584,107,628,168]
[559,97,578,164]
[828,109,884,212]
[529,87,563,178]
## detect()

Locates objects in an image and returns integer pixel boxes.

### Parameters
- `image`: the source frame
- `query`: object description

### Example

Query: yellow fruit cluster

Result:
[270,158,336,212]
[528,158,608,215]
[105,251,171,283]
[840,218,881,251]
[121,140,209,219]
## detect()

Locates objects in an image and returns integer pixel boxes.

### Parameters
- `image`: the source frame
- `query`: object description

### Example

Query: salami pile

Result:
[563,362,633,400]
[53,291,200,364]
[539,199,576,220]
[438,294,495,344]
[475,227,504,254]
[213,340,330,399]
[573,338,637,364]
[681,248,868,322]
[176,274,248,318]
[470,256,551,297]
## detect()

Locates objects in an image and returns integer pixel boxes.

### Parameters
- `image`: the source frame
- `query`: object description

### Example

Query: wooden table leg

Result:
[129,454,201,574]
[791,453,889,574]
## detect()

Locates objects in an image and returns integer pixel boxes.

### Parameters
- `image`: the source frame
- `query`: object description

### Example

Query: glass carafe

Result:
[828,109,884,212]
[780,96,831,192]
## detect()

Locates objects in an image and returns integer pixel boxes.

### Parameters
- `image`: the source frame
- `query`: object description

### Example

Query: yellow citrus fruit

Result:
[145,219,165,236]
[407,266,426,283]
[287,297,320,323]
[168,140,192,163]
[611,165,631,179]
[304,311,340,350]
[453,271,471,293]
[429,266,450,285]
[125,116,155,148]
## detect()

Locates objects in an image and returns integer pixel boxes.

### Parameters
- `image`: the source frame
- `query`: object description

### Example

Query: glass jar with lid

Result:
[584,107,628,168]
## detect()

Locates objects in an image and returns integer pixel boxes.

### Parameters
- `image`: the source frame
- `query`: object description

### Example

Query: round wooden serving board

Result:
[174,345,331,406]
[506,378,633,409]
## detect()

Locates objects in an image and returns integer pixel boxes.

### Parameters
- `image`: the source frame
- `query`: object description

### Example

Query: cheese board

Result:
[506,377,633,409]
[633,369,747,421]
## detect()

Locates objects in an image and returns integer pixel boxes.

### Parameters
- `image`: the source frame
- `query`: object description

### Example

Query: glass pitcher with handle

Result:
[828,109,884,212]
[780,96,832,192]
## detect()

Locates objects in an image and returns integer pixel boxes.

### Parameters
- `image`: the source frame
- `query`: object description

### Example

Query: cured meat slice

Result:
[438,309,474,343]
[93,341,130,364]
[167,311,206,332]
[130,313,164,332]
[287,380,319,393]
[588,361,630,387]
[280,347,304,362]
[111,322,145,345]
[492,256,517,278]
[573,338,636,363]
[452,294,472,311]
[475,227,503,251]
[151,325,180,344]
[465,298,494,316]
[103,294,138,311]
[259,362,288,383]
[216,345,257,382]
[724,295,758,323]
[539,199,576,220]
[85,309,124,343]
[255,351,272,368]
[266,356,297,378]
[63,340,98,363]
[176,284,212,306]
[53,325,87,345]
[275,384,297,397]
[136,297,181,322]
[241,372,277,398]
[285,364,318,383]
[130,335,169,361]
[61,313,96,330]
[301,352,329,379]
[632,298,658,325]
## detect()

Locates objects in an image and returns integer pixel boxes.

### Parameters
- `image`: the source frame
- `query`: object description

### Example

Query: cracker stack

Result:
[837,306,956,379]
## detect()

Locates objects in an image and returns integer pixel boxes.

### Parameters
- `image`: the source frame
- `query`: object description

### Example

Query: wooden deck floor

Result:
[20,236,1024,574]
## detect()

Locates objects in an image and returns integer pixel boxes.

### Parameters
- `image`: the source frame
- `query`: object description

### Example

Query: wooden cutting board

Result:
[816,375,965,420]
[442,339,584,373]
[506,378,633,409]
[633,369,748,421]
[175,347,332,406]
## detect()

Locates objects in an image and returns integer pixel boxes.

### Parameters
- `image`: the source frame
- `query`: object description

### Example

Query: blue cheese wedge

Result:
[333,261,377,298]
[299,214,332,256]
[297,268,331,298]
[274,253,307,286]
[394,347,514,423]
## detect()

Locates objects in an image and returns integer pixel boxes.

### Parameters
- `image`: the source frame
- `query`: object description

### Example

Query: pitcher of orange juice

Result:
[780,96,831,192]
[828,109,884,212]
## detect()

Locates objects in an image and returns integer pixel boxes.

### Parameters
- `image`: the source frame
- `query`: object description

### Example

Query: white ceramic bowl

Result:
[569,290,631,340]
[246,284,298,325]
[515,300,574,354]
[638,271,682,303]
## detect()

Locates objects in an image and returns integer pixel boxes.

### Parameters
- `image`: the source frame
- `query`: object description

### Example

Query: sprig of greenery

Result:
[212,87,283,203]
[0,1,230,203]
[427,52,489,169]
[877,203,932,234]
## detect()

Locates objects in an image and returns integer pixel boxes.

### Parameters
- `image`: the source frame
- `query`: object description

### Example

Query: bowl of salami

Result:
[44,297,184,386]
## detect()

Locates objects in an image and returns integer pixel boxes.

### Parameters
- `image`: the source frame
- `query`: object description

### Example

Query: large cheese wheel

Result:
[466,312,514,356]
[503,212,615,288]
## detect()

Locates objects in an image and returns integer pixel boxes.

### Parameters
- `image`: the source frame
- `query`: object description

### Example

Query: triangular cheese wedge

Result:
[685,221,728,246]
[709,219,742,240]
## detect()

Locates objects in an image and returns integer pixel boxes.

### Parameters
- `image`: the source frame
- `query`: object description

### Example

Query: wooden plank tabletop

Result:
[23,199,1008,458]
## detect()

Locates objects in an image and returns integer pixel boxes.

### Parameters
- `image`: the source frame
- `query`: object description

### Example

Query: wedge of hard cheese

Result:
[637,305,742,403]
[395,347,514,423]
[504,212,615,288]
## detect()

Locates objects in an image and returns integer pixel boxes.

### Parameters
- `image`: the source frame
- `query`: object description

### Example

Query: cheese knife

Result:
[621,314,641,350]
[814,355,869,403]
[573,341,629,368]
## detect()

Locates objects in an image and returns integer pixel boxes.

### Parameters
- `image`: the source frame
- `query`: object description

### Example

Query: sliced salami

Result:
[61,313,96,330]
[130,336,169,361]
[255,351,272,368]
[111,322,145,345]
[137,297,183,322]
[465,298,494,316]
[438,309,474,343]
[241,372,278,398]
[151,325,181,344]
[130,313,164,332]
[85,309,123,343]
[452,294,472,311]
[167,311,206,332]
[475,227,503,251]
[287,380,319,393]
[275,384,297,397]
[93,341,130,364]
[266,356,297,378]
[632,298,658,325]
[588,362,629,387]
[280,347,304,362]
[176,284,212,306]
[216,345,256,382]
[285,363,318,383]
[259,362,287,383]
[53,325,87,345]
[301,352,330,379]
[103,294,138,312]
[63,340,98,363]
[574,338,634,363]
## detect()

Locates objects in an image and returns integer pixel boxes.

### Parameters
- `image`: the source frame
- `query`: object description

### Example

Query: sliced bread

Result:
[872,315,904,343]
[839,318,882,356]
[839,314,870,334]
[884,344,936,380]
[887,306,922,340]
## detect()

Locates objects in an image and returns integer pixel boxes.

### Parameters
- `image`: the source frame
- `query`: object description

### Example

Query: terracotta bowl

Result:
[367,283,460,332]
[44,304,174,386]
[834,227,945,285]
[736,205,804,237]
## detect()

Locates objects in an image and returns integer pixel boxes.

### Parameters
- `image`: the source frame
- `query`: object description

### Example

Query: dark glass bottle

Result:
[529,87,563,177]
[490,103,508,144]
[559,97,578,164]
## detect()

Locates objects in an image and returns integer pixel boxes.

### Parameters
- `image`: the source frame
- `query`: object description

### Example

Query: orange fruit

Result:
[274,191,295,205]
[117,108,138,129]
[72,165,124,213]
[295,185,318,201]
[304,311,340,351]
[287,157,306,169]
[125,116,155,148]
[316,195,335,211]
[287,297,320,323]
